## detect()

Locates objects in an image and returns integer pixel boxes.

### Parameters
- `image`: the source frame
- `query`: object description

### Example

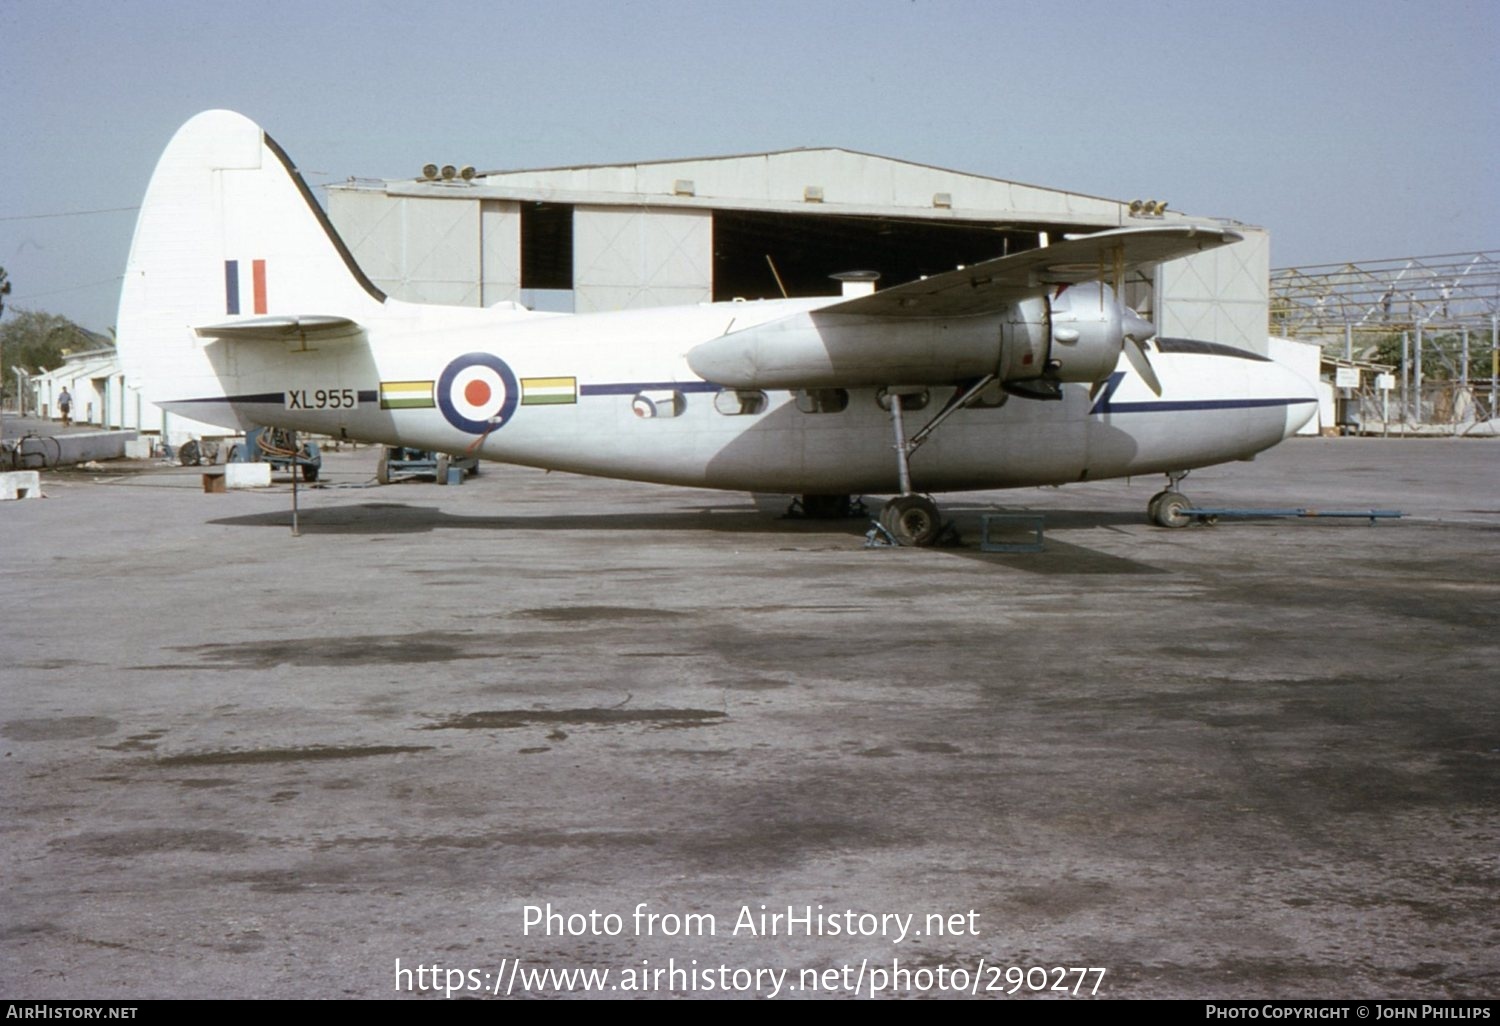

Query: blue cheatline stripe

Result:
[580,381,723,396]
[173,390,379,405]
[175,381,729,406]
[1098,397,1317,414]
[172,382,1316,417]
[173,392,284,405]
[224,260,239,315]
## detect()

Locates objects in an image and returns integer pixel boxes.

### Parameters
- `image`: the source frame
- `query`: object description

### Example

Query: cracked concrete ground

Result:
[2,438,1496,999]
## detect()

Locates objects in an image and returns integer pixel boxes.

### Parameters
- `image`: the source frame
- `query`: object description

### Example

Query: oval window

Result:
[713,389,768,416]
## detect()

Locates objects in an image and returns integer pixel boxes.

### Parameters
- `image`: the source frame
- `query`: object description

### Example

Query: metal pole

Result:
[291,435,301,537]
[1461,327,1469,392]
[1342,322,1353,432]
[1492,315,1498,422]
[1414,322,1423,424]
[1401,331,1409,423]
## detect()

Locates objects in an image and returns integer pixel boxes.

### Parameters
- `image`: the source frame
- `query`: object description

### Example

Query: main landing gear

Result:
[1147,470,1192,528]
[879,493,943,546]
[870,378,997,546]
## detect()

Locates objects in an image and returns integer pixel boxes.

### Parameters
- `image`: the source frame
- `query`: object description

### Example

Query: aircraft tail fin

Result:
[117,110,385,426]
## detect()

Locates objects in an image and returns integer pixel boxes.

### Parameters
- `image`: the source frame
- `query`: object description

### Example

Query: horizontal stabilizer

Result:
[822,224,1243,319]
[194,315,364,344]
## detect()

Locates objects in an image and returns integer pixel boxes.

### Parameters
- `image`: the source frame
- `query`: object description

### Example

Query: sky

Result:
[2,0,1496,334]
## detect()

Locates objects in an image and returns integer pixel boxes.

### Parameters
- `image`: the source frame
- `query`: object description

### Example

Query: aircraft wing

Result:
[821,224,1243,319]
[194,315,364,344]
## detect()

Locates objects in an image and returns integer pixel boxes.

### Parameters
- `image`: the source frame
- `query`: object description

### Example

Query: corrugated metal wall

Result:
[329,191,523,307]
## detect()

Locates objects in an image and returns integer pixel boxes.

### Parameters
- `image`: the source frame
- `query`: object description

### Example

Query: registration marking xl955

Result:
[286,388,358,410]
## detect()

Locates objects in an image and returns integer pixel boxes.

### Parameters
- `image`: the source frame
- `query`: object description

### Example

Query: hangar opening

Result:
[710,211,1043,301]
[520,202,574,291]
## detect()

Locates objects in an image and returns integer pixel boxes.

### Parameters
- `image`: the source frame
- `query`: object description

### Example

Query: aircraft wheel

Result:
[301,463,319,483]
[376,449,391,484]
[1152,492,1193,529]
[880,494,942,546]
[1147,489,1173,523]
[435,454,451,485]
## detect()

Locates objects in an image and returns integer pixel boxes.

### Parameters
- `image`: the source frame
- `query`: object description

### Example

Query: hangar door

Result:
[1156,228,1271,355]
[572,206,713,313]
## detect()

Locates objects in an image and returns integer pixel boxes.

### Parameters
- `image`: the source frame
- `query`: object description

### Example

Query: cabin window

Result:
[713,389,768,416]
[632,390,683,419]
[794,388,849,414]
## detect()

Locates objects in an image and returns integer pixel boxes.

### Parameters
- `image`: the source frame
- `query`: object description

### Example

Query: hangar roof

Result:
[344,146,1216,231]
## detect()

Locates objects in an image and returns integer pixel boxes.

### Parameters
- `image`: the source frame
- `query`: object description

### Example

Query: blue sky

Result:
[3,0,1496,333]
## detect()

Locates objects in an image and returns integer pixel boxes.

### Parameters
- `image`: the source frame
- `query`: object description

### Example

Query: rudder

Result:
[117,110,384,426]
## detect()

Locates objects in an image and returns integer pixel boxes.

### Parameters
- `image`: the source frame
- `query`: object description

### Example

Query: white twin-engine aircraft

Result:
[117,111,1318,545]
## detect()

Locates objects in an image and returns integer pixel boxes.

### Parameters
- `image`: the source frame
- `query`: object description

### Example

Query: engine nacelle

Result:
[685,282,1151,393]
[998,282,1148,389]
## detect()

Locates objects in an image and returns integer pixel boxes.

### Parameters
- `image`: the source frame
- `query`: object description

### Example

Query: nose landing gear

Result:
[1148,470,1192,528]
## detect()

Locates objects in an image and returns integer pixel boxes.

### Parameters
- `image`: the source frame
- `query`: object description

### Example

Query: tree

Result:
[1,308,110,405]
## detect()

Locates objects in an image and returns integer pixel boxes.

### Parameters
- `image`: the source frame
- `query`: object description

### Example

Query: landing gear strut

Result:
[873,386,960,546]
[1148,470,1192,528]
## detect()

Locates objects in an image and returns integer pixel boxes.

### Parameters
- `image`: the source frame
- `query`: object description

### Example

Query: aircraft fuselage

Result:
[163,296,1314,496]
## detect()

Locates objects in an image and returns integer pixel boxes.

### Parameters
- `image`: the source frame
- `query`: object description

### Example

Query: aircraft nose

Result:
[1279,361,1321,439]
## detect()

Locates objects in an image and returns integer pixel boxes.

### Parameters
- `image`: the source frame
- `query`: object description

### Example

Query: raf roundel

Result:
[436,353,520,434]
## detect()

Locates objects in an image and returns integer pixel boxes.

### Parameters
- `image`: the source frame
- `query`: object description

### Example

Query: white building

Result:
[28,349,223,443]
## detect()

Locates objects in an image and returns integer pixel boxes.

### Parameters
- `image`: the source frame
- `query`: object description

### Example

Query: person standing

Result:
[58,387,73,428]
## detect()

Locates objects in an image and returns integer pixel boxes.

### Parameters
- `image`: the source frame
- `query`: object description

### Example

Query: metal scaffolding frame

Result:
[1270,251,1499,429]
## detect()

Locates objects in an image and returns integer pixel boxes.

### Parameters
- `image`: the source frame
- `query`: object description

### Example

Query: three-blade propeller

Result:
[1120,306,1163,396]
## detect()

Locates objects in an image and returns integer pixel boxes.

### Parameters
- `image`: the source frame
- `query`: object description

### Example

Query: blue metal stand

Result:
[1182,507,1403,525]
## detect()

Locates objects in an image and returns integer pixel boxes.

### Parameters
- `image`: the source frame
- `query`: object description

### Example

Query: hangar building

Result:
[326,148,1271,354]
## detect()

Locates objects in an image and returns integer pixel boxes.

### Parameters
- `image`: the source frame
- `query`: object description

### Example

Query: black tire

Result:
[1153,492,1192,529]
[301,463,319,483]
[880,494,942,546]
[376,450,391,485]
[1147,489,1172,524]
